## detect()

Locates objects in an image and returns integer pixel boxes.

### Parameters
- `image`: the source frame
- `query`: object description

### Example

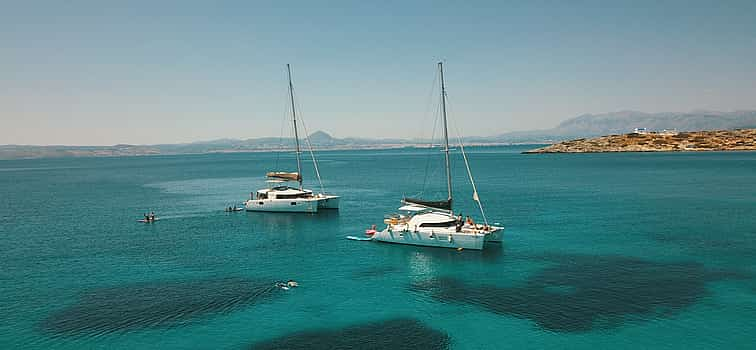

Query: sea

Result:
[1,146,755,349]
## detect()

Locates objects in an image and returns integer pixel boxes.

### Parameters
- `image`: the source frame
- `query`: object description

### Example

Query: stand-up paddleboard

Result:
[346,236,373,241]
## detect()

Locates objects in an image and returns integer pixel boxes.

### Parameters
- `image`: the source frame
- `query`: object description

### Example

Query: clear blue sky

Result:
[2,0,755,145]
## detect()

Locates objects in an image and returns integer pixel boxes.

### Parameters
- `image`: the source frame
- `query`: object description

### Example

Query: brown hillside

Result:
[524,129,756,153]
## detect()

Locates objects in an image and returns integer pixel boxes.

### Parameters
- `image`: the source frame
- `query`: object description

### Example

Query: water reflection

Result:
[40,277,282,335]
[409,254,749,333]
[248,318,450,350]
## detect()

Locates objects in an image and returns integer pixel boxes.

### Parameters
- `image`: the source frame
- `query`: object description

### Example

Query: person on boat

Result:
[144,213,149,221]
[149,212,155,221]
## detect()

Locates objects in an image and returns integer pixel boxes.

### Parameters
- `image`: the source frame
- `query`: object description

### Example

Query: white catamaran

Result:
[371,62,502,250]
[245,64,340,213]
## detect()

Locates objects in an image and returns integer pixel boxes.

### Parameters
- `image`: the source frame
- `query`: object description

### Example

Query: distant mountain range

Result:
[2,110,756,160]
[0,131,416,160]
[487,110,756,143]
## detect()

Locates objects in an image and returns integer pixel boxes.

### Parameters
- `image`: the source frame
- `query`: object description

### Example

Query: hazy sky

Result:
[2,0,756,145]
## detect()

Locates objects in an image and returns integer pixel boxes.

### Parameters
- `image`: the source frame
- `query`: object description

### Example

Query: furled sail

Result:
[266,172,301,182]
[403,197,452,211]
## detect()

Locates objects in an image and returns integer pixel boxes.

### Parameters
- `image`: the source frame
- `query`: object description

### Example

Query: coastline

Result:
[524,129,756,154]
[0,142,527,161]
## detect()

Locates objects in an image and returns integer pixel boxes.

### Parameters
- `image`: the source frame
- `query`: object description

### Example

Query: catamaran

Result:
[244,64,340,213]
[371,62,502,250]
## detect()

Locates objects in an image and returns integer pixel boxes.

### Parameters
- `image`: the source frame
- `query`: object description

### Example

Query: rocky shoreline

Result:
[524,129,756,153]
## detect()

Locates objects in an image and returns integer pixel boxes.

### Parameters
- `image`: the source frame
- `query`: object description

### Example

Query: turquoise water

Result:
[1,147,755,349]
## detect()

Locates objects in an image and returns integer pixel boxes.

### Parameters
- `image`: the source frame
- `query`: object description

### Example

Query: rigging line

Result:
[287,64,303,189]
[288,79,326,194]
[405,66,440,197]
[457,132,489,226]
[446,95,489,226]
[292,94,326,194]
[418,66,441,141]
[299,124,325,194]
[274,68,290,172]
[418,69,442,197]
[420,96,441,197]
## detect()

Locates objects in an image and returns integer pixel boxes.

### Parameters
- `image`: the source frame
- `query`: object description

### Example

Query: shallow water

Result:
[1,147,755,349]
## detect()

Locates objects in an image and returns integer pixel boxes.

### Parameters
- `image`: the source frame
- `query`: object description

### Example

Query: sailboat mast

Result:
[439,62,452,209]
[287,64,303,189]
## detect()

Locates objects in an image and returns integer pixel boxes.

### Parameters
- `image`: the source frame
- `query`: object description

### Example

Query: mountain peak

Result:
[308,130,334,144]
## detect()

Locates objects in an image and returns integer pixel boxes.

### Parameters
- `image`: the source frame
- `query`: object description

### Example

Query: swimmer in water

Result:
[275,280,299,289]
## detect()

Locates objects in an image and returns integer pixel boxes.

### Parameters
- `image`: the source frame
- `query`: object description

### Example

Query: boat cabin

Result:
[255,186,313,200]
[408,212,457,228]
[385,204,458,228]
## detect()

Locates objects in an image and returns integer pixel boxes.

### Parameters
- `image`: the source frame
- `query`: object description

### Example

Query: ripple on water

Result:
[40,277,282,335]
[409,254,749,333]
[145,177,258,195]
[350,265,402,280]
[248,318,451,350]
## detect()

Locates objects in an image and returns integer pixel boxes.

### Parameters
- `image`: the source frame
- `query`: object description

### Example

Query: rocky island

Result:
[524,128,756,153]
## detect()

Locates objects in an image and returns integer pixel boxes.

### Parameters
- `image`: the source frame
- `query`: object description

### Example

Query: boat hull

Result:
[483,227,504,243]
[245,198,319,213]
[372,227,486,250]
[316,195,340,209]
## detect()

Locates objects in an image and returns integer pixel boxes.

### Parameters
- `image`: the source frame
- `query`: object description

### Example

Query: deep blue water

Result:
[1,147,755,349]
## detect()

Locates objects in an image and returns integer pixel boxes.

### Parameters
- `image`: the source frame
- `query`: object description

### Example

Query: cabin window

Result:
[278,194,307,199]
[291,202,297,205]
[419,221,456,228]
[258,202,264,205]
